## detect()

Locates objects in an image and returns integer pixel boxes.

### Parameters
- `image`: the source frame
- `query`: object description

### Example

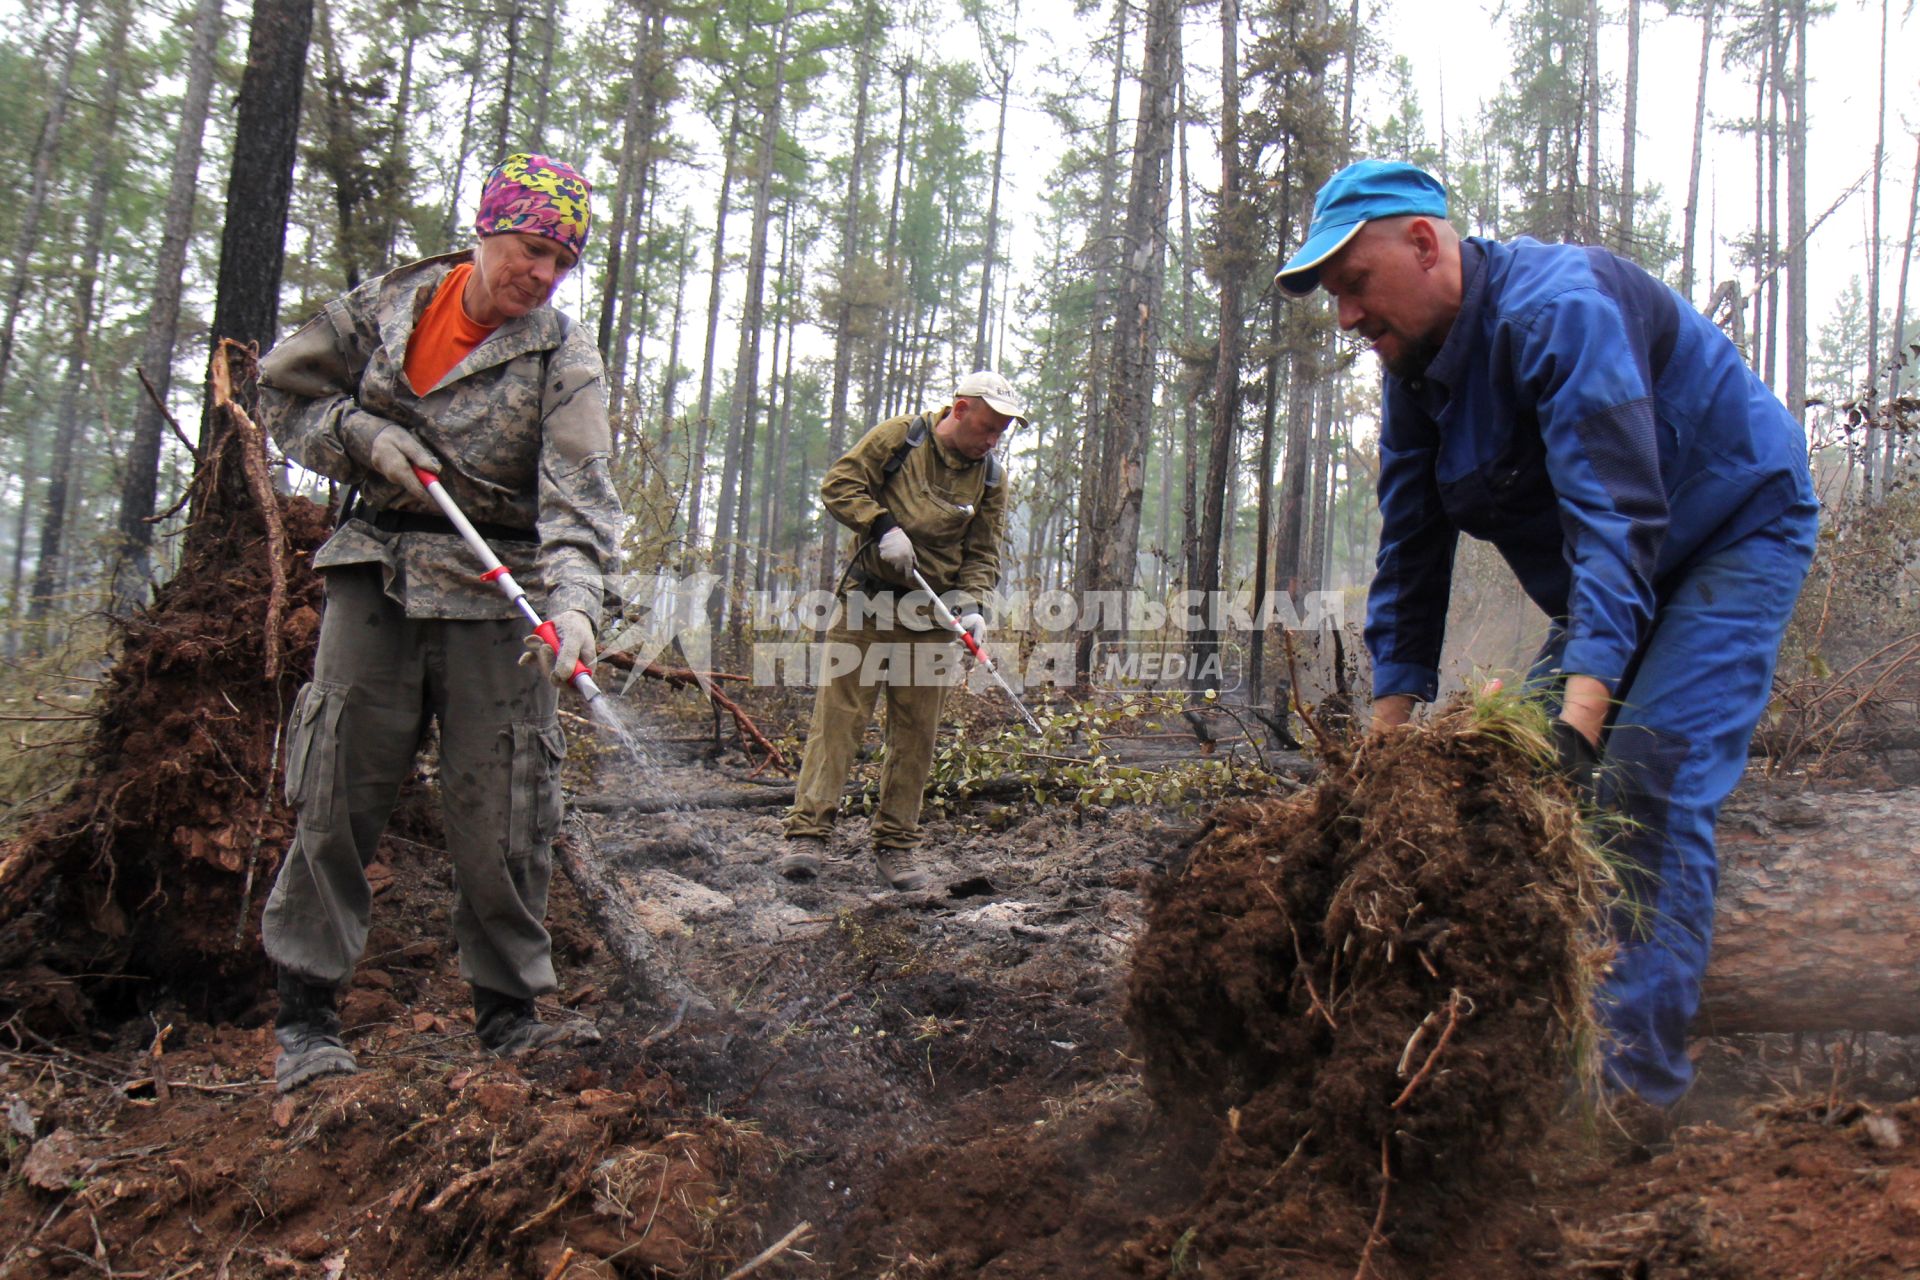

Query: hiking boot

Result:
[274,971,358,1094]
[774,837,828,881]
[473,985,602,1057]
[874,847,934,893]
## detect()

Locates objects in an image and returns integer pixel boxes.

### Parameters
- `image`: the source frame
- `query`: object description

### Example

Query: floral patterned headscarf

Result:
[474,154,592,256]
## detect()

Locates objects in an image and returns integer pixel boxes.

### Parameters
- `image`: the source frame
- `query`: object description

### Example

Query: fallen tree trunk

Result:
[1702,786,1920,1034]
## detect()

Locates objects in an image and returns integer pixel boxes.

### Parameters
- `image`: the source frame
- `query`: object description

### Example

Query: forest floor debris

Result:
[6,691,1920,1277]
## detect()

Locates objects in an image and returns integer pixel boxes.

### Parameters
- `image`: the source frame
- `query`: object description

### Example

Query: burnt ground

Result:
[7,688,1920,1279]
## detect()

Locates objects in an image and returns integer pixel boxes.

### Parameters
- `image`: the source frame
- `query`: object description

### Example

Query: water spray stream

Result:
[411,467,725,853]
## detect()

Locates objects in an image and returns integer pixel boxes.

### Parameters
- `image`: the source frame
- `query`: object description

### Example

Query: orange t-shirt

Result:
[404,263,498,395]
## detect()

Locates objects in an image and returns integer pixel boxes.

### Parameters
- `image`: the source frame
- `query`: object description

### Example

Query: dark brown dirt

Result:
[0,485,330,1018]
[9,669,1920,1279]
[1119,703,1607,1276]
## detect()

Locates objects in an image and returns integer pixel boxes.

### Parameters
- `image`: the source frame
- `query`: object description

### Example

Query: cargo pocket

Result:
[282,680,350,832]
[508,721,567,863]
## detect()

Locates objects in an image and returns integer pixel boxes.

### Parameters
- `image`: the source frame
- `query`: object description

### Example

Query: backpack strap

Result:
[882,412,1003,486]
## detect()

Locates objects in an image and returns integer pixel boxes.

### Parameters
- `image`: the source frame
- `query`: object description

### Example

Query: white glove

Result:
[520,610,596,686]
[367,424,441,502]
[956,611,988,650]
[877,526,917,578]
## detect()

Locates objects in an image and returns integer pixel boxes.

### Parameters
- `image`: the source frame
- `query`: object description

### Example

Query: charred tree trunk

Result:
[208,0,314,397]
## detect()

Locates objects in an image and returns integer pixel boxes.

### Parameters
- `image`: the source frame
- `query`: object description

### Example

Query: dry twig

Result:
[721,1221,813,1280]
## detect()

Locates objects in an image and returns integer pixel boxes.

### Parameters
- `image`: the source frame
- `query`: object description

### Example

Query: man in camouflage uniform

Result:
[258,154,620,1091]
[779,371,1024,891]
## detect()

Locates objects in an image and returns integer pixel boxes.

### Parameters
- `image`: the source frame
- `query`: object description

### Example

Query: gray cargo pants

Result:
[262,566,565,998]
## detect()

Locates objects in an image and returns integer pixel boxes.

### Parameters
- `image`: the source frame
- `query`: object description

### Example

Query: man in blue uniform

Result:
[1277,159,1818,1110]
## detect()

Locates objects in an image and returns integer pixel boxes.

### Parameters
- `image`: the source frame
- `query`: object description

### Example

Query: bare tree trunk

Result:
[597,22,651,365]
[971,6,1016,370]
[310,0,363,288]
[375,16,420,267]
[207,0,314,382]
[661,210,692,439]
[1193,0,1244,692]
[1583,0,1601,237]
[530,0,559,142]
[441,23,484,251]
[0,0,91,411]
[1762,5,1781,389]
[1620,0,1640,251]
[685,106,740,553]
[1,1,92,625]
[29,0,130,628]
[1679,0,1716,302]
[714,0,796,632]
[1886,132,1919,450]
[1074,0,1129,606]
[1086,0,1178,620]
[492,1,522,160]
[819,2,877,595]
[865,63,911,425]
[111,0,223,616]
[1177,64,1198,591]
[1864,0,1886,500]
[760,212,800,593]
[755,202,794,592]
[1784,0,1807,431]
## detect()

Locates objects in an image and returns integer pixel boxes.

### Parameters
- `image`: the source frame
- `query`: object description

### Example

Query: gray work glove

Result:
[956,611,988,651]
[367,424,441,503]
[877,525,917,578]
[520,610,596,686]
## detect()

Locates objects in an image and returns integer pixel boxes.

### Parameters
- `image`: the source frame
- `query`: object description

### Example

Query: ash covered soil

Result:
[6,692,1920,1279]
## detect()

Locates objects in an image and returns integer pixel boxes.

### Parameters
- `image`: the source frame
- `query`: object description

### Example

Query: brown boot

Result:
[774,837,828,881]
[875,847,933,892]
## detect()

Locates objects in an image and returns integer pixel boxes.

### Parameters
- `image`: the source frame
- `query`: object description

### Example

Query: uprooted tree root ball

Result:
[1123,698,1616,1276]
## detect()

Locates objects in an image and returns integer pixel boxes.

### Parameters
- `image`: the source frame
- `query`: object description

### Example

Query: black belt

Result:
[367,508,537,543]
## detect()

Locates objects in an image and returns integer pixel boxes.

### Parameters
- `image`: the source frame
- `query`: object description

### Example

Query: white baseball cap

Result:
[954,369,1029,423]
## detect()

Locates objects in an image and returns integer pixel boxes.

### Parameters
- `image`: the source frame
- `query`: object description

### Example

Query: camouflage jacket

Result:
[822,406,1007,615]
[259,250,620,625]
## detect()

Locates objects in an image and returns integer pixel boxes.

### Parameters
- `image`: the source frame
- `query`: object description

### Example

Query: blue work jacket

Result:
[1365,237,1814,701]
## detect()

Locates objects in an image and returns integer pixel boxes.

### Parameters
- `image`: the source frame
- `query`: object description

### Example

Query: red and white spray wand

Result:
[908,568,1041,734]
[412,466,604,704]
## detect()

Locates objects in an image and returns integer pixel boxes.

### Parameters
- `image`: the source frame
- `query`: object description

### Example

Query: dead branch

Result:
[136,364,198,462]
[721,1220,813,1280]
[209,340,289,681]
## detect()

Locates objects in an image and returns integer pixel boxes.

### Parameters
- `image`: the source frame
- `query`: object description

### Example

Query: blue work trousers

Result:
[1533,501,1818,1106]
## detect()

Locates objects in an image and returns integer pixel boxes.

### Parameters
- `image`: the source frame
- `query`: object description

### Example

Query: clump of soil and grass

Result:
[1121,696,1615,1276]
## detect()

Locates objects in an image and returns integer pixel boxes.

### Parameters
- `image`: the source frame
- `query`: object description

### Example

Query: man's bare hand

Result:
[1558,674,1610,747]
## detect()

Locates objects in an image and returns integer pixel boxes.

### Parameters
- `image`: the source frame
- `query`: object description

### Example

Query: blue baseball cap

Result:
[1275,159,1450,296]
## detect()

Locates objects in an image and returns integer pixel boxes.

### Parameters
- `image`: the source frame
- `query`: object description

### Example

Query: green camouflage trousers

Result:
[262,566,564,998]
[784,604,961,850]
